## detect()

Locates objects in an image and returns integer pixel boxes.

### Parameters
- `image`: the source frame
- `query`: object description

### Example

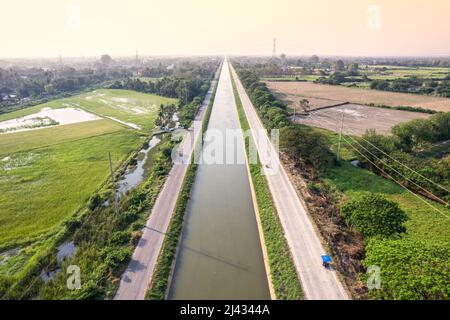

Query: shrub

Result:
[341,193,408,238]
[280,125,335,175]
[363,238,450,299]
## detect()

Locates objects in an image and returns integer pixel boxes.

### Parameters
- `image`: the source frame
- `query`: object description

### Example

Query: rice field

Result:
[0,89,174,249]
[0,89,178,133]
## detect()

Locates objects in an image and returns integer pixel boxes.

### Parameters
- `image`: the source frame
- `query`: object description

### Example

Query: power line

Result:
[298,111,449,205]
[344,133,449,205]
[301,111,449,197]
[340,134,450,220]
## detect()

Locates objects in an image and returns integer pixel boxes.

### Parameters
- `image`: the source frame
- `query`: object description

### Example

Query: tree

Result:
[333,59,345,71]
[280,125,334,175]
[310,55,320,64]
[392,119,434,152]
[155,104,177,129]
[341,192,408,238]
[100,54,113,65]
[363,238,450,299]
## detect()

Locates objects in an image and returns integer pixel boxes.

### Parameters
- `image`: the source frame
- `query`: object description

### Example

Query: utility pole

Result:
[108,152,119,215]
[337,113,344,161]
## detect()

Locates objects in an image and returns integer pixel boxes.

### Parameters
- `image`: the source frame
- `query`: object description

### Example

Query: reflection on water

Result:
[40,241,77,283]
[168,62,270,300]
[118,135,161,195]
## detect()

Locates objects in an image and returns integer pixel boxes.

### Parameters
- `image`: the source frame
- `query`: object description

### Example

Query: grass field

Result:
[0,89,177,133]
[267,81,450,112]
[324,162,450,245]
[362,65,450,80]
[0,119,144,248]
[0,88,176,251]
[315,127,450,245]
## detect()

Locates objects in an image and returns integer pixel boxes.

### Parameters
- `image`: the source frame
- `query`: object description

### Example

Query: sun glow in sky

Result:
[1,0,450,58]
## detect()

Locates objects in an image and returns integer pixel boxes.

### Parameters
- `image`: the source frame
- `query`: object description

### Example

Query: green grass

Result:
[0,88,176,251]
[262,75,321,82]
[307,125,450,244]
[361,65,450,80]
[0,89,177,133]
[0,119,124,155]
[323,162,450,245]
[0,120,143,249]
[231,72,303,300]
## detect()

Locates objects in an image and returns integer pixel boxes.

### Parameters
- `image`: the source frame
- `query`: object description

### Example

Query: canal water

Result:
[168,62,270,299]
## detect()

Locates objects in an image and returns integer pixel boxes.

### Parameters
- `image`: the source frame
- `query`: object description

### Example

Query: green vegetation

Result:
[0,89,178,133]
[145,163,197,300]
[367,104,437,114]
[363,239,450,299]
[355,114,450,203]
[68,89,177,132]
[0,86,185,299]
[36,138,175,299]
[236,60,450,299]
[231,73,303,300]
[280,125,335,176]
[0,120,143,249]
[341,193,408,238]
[324,162,450,244]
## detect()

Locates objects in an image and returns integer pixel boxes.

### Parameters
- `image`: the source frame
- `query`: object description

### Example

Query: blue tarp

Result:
[321,255,332,263]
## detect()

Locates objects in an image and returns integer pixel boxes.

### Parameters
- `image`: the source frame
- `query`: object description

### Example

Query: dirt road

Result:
[230,63,349,300]
[114,67,219,300]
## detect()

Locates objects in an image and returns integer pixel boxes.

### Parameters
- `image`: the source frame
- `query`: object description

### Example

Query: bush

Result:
[280,125,335,175]
[100,247,132,271]
[363,238,450,299]
[341,193,408,238]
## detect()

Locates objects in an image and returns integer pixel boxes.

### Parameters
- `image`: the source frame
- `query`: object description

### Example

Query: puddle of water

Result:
[40,241,76,283]
[0,107,100,134]
[118,135,161,195]
[56,241,76,264]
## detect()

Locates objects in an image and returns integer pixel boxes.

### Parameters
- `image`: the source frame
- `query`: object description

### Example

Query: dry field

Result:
[266,81,450,112]
[294,103,430,136]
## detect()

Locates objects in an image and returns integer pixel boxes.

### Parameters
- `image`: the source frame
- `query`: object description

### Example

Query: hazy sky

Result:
[1,0,450,58]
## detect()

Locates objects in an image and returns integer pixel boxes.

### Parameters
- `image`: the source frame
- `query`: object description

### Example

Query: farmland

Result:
[267,81,450,112]
[361,65,450,80]
[293,104,430,136]
[0,89,175,251]
[0,89,177,133]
